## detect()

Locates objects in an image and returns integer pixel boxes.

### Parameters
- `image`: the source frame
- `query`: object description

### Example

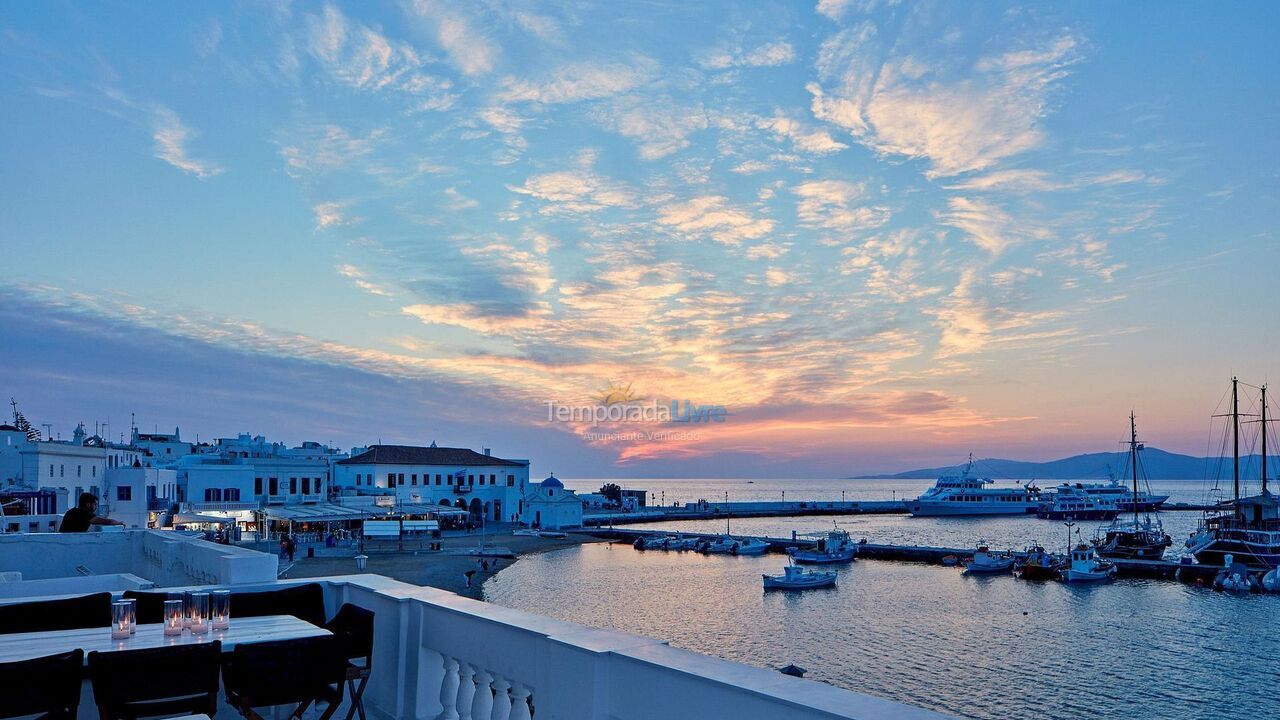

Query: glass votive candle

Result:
[163,599,185,636]
[111,601,131,639]
[189,592,209,634]
[211,590,230,631]
[123,598,137,634]
[182,591,194,628]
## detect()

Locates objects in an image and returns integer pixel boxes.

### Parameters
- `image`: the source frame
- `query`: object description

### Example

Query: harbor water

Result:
[485,478,1279,720]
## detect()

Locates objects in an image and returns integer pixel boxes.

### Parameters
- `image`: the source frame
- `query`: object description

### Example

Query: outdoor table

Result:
[0,614,332,719]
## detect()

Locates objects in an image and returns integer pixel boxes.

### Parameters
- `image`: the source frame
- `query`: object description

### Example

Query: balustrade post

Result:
[471,669,494,720]
[456,662,476,720]
[435,656,460,720]
[508,683,532,720]
[489,675,512,720]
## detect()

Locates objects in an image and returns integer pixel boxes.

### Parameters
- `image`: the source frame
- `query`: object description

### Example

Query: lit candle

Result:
[123,598,137,635]
[189,592,209,634]
[111,601,131,639]
[182,591,194,628]
[211,590,230,631]
[163,599,184,636]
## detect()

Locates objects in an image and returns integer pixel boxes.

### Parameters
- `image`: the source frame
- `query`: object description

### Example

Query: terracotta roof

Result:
[336,445,525,467]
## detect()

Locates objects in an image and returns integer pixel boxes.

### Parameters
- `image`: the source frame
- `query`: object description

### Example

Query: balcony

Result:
[191,501,259,513]
[147,497,174,512]
[0,532,951,720]
[300,493,323,504]
[266,494,288,505]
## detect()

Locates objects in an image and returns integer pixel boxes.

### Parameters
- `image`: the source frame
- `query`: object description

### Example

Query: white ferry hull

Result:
[909,502,1037,517]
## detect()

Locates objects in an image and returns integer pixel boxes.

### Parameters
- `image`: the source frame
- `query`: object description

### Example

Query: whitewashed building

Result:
[333,444,529,523]
[522,475,583,530]
[100,467,178,528]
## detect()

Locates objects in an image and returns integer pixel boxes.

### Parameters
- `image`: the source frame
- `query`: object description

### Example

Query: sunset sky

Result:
[1,1,1276,477]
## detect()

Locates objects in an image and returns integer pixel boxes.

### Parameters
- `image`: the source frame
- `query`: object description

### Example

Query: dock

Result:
[585,528,1228,585]
[583,500,906,526]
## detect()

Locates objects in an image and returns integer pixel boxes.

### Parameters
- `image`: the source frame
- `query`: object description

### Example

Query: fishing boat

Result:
[1036,484,1120,521]
[908,455,1043,516]
[732,537,770,556]
[762,563,837,590]
[1063,543,1116,583]
[1185,379,1280,570]
[962,544,1014,574]
[1093,413,1173,560]
[701,535,738,554]
[1214,555,1258,592]
[1017,545,1065,580]
[790,528,857,564]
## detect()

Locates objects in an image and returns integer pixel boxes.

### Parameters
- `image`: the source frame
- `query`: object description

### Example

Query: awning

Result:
[172,513,233,525]
[397,503,469,517]
[261,503,397,523]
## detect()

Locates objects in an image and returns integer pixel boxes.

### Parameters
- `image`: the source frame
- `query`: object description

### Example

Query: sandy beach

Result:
[281,529,604,599]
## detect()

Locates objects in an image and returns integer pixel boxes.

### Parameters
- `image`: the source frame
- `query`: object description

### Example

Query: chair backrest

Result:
[229,583,327,626]
[325,603,375,664]
[121,589,170,624]
[88,641,222,720]
[0,649,83,720]
[223,635,345,708]
[0,592,112,634]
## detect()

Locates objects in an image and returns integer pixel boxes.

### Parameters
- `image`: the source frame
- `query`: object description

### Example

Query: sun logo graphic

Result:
[594,380,641,406]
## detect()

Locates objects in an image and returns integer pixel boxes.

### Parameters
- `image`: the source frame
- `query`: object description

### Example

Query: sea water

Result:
[485,478,1279,720]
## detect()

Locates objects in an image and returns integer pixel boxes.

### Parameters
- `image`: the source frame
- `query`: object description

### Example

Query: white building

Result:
[131,426,193,464]
[100,467,178,528]
[522,475,583,530]
[333,444,529,523]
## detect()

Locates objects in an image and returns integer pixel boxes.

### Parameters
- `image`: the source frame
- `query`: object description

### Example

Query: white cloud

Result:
[313,201,352,229]
[702,41,796,70]
[594,99,708,160]
[756,113,847,155]
[336,264,392,297]
[810,31,1080,177]
[152,107,223,179]
[940,196,1017,254]
[279,125,384,175]
[657,196,775,245]
[408,0,496,76]
[402,302,550,334]
[508,168,636,214]
[792,180,888,230]
[495,57,655,104]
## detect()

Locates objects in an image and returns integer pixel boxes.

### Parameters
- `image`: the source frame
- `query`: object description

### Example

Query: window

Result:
[507,474,515,487]
[411,474,418,486]
[117,486,131,501]
[387,472,395,486]
[226,488,240,501]
[166,448,172,454]
[255,477,263,495]
[397,473,405,486]
[447,474,453,486]
[490,474,496,484]
[92,466,96,477]
[269,477,279,495]
[60,464,64,477]
[49,464,54,478]
[302,477,311,495]
[75,486,83,499]
[204,488,222,502]
[436,474,442,486]
[468,475,474,485]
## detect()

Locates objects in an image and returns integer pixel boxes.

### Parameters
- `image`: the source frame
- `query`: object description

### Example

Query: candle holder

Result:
[211,590,230,631]
[163,599,184,636]
[111,601,131,639]
[123,598,137,635]
[189,592,210,634]
[182,591,194,628]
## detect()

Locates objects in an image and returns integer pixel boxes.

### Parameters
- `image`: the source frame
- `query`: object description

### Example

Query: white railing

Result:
[266,494,288,504]
[312,575,951,720]
[301,494,323,503]
[191,501,258,512]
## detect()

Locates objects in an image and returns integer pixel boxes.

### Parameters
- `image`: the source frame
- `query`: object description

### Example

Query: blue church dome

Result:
[541,474,563,489]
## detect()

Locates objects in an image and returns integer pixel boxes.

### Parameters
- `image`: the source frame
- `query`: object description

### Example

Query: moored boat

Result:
[790,528,857,564]
[733,537,770,556]
[908,455,1042,517]
[1093,413,1173,560]
[963,544,1014,575]
[1063,543,1116,583]
[762,563,837,590]
[1018,545,1066,580]
[1036,484,1119,521]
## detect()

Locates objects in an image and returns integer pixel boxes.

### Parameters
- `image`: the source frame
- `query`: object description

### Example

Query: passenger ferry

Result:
[908,456,1043,517]
[1066,477,1169,513]
[1036,484,1120,520]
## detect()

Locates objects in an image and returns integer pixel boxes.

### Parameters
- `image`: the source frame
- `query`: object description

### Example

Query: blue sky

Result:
[1,1,1276,477]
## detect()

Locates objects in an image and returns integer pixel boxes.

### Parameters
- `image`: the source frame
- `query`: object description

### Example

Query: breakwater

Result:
[583,499,907,525]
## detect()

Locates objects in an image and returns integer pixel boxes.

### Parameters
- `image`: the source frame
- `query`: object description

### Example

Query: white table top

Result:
[0,614,331,664]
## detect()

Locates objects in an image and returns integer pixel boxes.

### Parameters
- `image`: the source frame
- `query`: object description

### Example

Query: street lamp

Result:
[1063,521,1076,555]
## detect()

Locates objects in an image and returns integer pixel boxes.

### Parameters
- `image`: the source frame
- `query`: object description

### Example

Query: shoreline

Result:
[282,529,605,599]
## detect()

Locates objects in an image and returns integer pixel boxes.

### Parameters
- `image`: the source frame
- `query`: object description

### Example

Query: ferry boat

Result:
[1093,413,1172,560]
[1185,379,1280,570]
[1036,484,1119,520]
[1071,476,1169,513]
[908,455,1042,517]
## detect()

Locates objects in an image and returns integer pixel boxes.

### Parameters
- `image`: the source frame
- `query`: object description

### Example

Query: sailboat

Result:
[1093,412,1172,560]
[1185,378,1280,570]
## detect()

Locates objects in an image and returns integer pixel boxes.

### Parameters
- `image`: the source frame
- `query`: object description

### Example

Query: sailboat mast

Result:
[1262,385,1269,494]
[1130,412,1139,526]
[1232,376,1240,503]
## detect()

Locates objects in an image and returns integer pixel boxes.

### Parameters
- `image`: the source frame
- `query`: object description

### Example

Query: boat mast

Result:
[1130,411,1140,528]
[1232,376,1240,503]
[1262,384,1269,494]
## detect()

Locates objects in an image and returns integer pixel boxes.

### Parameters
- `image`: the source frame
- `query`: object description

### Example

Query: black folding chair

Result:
[229,583,327,627]
[223,635,345,720]
[0,649,84,720]
[325,604,375,720]
[0,592,112,633]
[88,641,222,720]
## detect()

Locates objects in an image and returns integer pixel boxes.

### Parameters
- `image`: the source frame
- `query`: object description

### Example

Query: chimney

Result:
[484,448,491,456]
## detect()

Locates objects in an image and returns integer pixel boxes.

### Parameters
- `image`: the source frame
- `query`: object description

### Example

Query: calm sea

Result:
[485,478,1279,720]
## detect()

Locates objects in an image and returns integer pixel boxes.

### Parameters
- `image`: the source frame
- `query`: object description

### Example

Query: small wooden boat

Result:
[1063,544,1116,582]
[763,564,837,590]
[962,544,1014,574]
[790,529,857,564]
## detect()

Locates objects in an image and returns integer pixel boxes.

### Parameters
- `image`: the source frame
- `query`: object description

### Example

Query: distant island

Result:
[855,447,1278,481]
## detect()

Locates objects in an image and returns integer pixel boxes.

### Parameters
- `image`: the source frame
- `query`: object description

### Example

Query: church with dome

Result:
[521,474,584,530]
